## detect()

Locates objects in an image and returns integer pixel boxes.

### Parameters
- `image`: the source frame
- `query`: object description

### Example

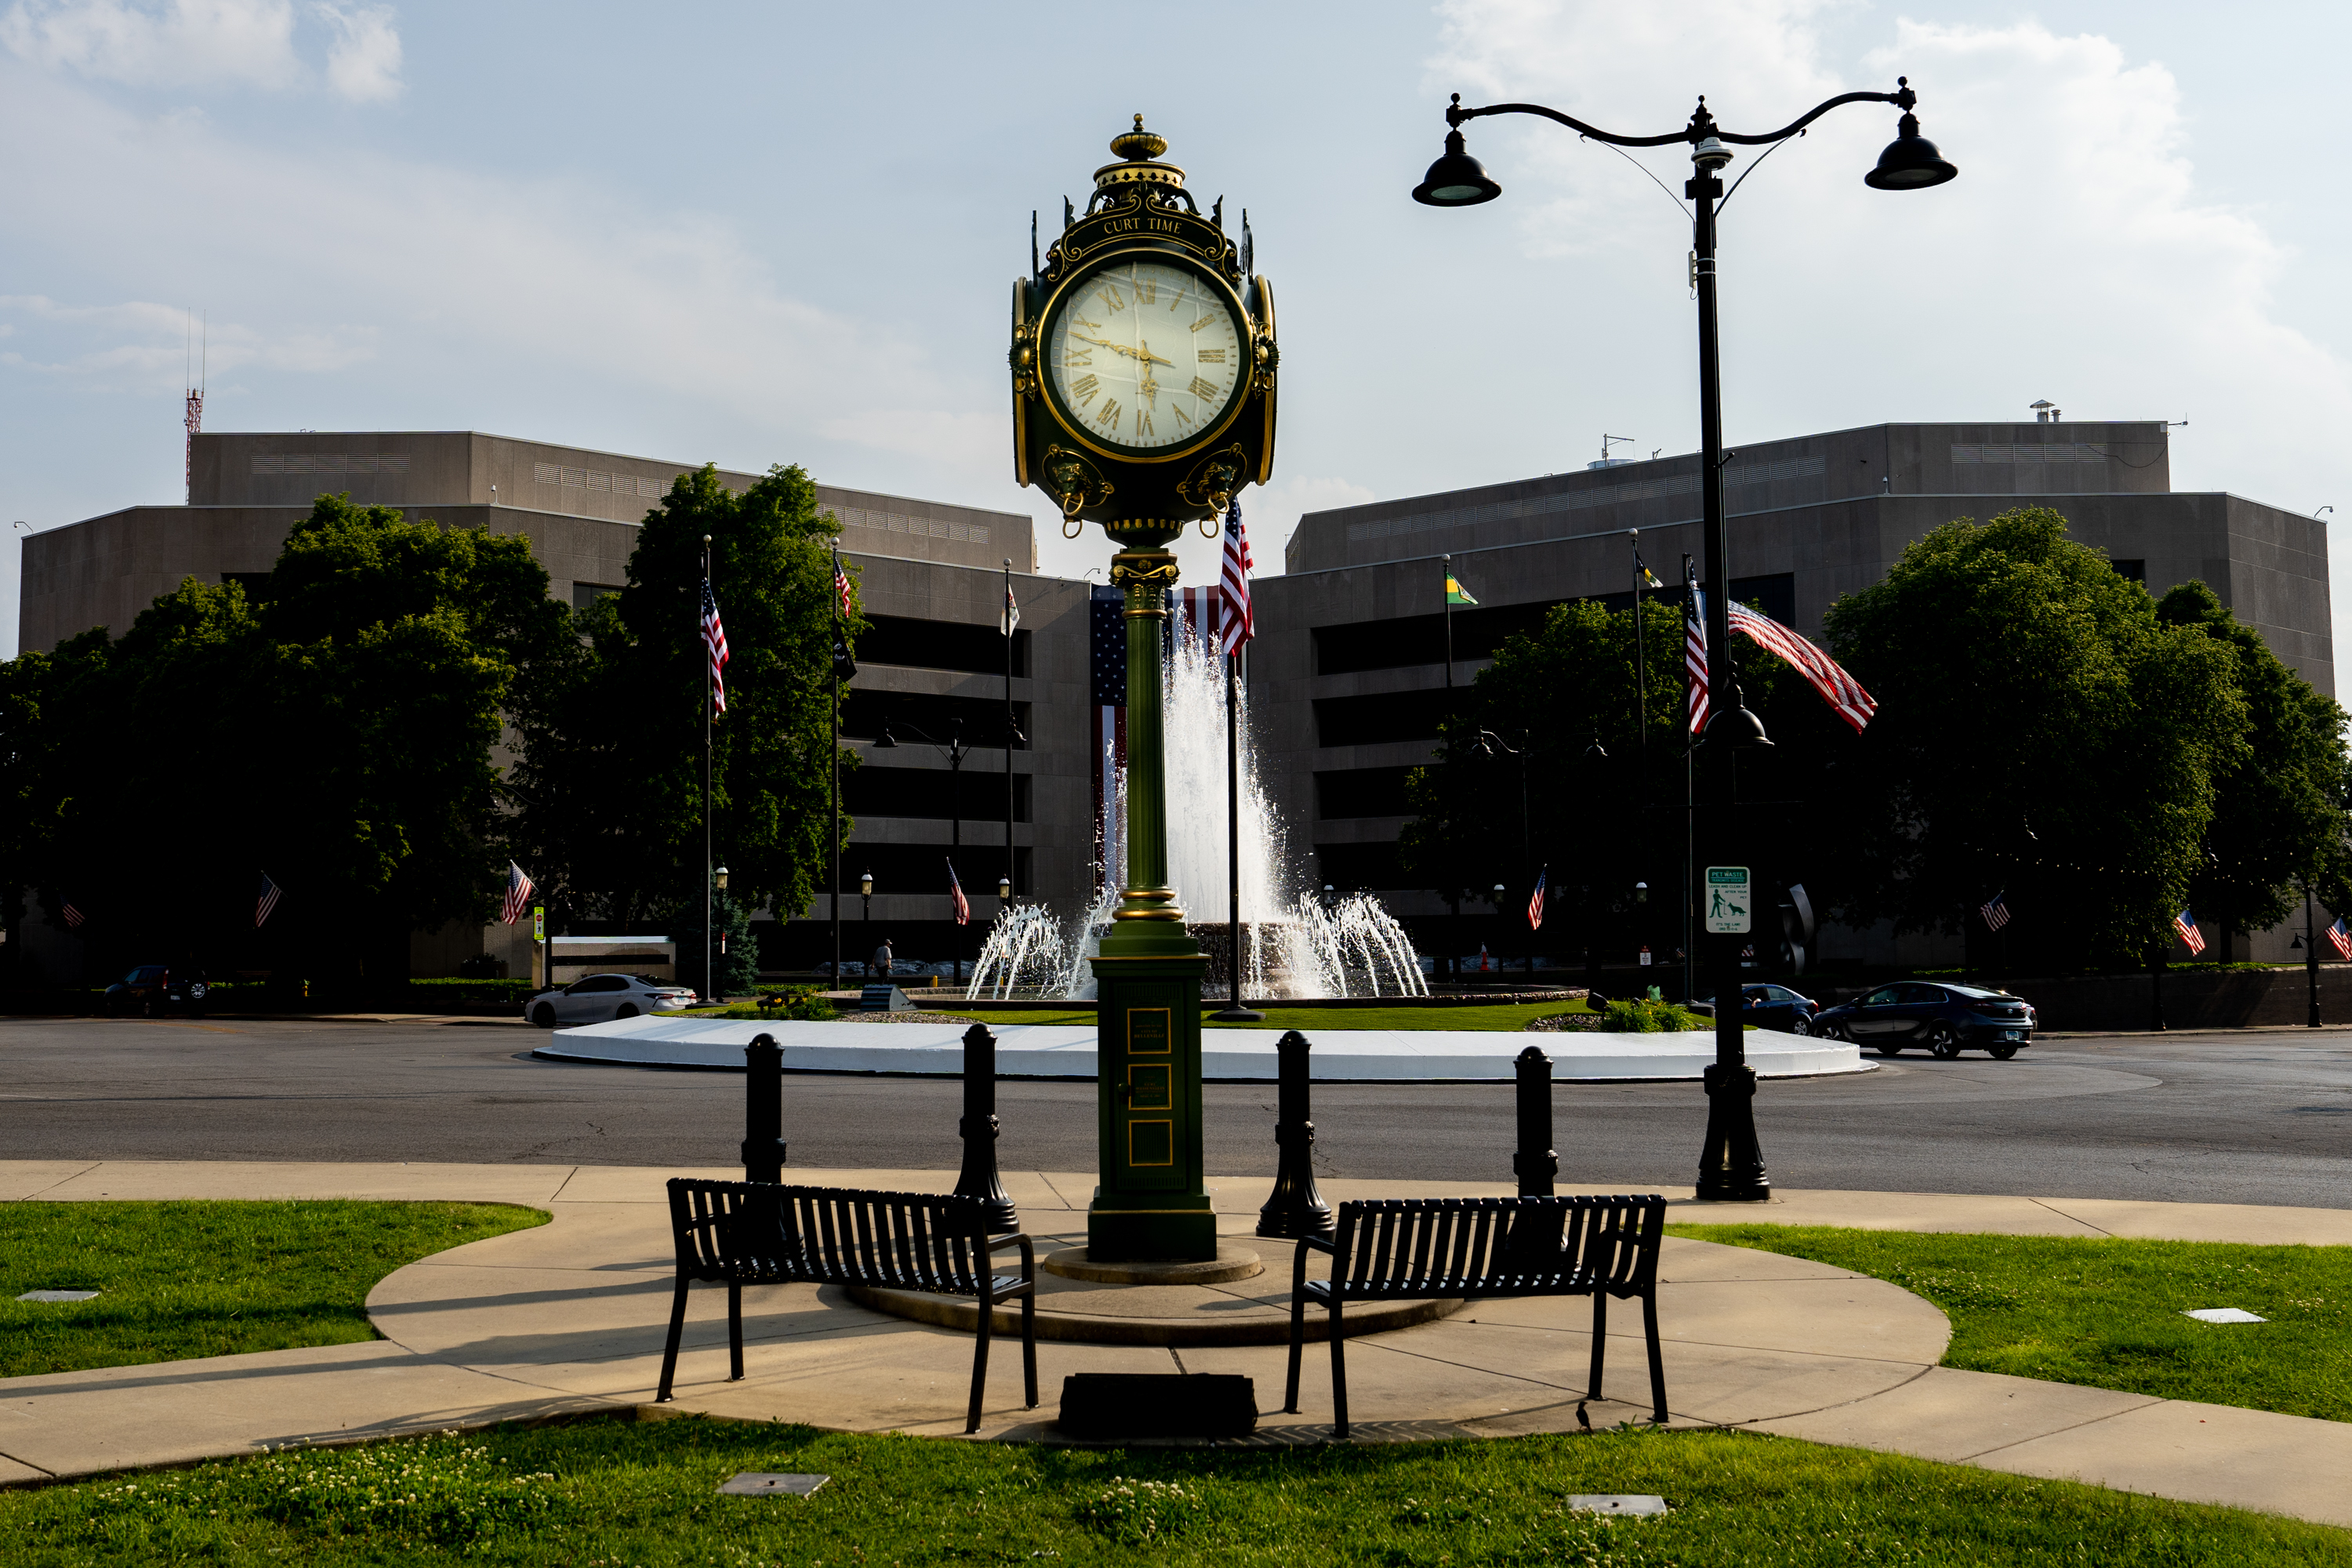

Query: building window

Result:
[572,583,622,612]
[2111,558,2146,584]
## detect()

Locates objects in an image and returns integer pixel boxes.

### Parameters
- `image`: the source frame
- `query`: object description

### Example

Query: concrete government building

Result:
[16,417,2330,977]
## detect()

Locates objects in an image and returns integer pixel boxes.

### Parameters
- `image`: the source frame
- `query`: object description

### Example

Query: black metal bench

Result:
[659,1178,1037,1433]
[1285,1195,1668,1437]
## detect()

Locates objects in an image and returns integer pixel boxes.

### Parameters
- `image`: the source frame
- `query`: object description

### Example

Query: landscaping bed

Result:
[1671,1225,2352,1424]
[3,1416,2342,1564]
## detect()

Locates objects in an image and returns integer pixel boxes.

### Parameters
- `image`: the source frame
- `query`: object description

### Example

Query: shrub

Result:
[1599,997,1706,1033]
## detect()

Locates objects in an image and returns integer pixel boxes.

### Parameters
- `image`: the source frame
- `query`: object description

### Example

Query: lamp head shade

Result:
[1864,112,1958,190]
[872,722,898,749]
[860,872,873,897]
[1703,704,1775,750]
[1413,127,1501,207]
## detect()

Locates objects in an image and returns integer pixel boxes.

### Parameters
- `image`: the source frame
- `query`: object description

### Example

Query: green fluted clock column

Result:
[1087,523,1214,1261]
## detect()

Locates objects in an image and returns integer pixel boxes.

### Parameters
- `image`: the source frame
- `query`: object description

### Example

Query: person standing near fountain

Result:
[869,937,892,981]
[1007,116,1280,1263]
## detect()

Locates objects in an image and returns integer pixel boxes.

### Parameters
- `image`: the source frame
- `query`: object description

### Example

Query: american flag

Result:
[1219,499,1254,655]
[501,861,535,926]
[1980,890,2009,932]
[947,859,970,926]
[256,872,282,927]
[1526,868,1547,932]
[60,900,83,929]
[833,559,854,617]
[700,579,730,715]
[2330,917,2352,960]
[1728,603,1878,732]
[1683,562,1709,735]
[2173,907,2206,955]
[1001,579,1020,637]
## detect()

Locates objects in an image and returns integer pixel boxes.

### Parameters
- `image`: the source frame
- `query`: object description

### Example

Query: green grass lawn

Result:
[1671,1225,2352,1424]
[0,1201,548,1377]
[934,1000,1600,1031]
[4,1416,2343,1566]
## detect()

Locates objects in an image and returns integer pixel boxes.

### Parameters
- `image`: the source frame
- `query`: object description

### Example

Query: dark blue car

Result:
[1693,983,1820,1035]
[1813,982,2035,1059]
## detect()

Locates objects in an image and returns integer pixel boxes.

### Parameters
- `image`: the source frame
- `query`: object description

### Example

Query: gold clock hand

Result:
[1137,338,1173,368]
[1074,333,1146,361]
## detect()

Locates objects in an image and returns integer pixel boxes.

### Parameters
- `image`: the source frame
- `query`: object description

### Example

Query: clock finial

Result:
[1110,114,1167,162]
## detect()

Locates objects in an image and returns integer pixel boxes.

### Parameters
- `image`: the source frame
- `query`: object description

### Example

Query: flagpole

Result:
[832,544,844,991]
[1682,553,1697,1011]
[1443,552,1459,989]
[1004,557,1016,909]
[702,534,713,1007]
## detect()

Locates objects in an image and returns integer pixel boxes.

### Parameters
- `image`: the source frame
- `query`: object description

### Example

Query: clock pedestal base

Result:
[1087,945,1215,1263]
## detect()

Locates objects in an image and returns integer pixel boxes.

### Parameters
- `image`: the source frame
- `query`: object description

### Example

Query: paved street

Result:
[2,1015,2347,1208]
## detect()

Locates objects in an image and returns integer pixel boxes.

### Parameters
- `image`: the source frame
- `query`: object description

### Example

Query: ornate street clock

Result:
[1008,118,1278,1262]
[1011,116,1277,538]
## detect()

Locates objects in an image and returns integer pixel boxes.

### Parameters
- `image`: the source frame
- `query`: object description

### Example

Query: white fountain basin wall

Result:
[535,1015,1868,1082]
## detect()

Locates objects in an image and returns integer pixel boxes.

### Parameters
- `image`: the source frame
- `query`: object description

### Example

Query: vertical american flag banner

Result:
[60,899,84,929]
[833,559,854,617]
[1169,586,1225,653]
[1683,561,1709,735]
[2330,916,2352,960]
[2173,908,2206,955]
[501,862,535,925]
[1980,891,2009,931]
[700,579,729,715]
[256,872,283,928]
[947,859,971,925]
[1089,586,1127,895]
[1219,500,1254,655]
[1526,868,1547,932]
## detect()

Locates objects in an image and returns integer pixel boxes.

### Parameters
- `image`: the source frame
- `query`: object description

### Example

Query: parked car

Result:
[105,964,210,1018]
[1813,982,2036,1059]
[1691,983,1820,1035]
[524,972,698,1028]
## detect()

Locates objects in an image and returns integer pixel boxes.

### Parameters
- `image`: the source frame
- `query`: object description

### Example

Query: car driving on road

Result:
[1691,983,1820,1035]
[1813,981,2035,1058]
[524,973,698,1028]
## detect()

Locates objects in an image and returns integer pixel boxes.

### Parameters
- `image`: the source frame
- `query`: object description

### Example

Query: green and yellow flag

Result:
[1445,575,1478,606]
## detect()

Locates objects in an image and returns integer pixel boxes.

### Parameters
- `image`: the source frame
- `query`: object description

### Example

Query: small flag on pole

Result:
[1980,891,2009,931]
[1478,944,1490,973]
[1220,499,1254,655]
[1000,580,1020,637]
[256,873,282,927]
[1684,562,1709,735]
[60,900,84,929]
[1635,554,1664,589]
[947,860,971,926]
[1526,868,1547,932]
[833,561,854,617]
[1445,574,1478,606]
[2330,917,2352,960]
[501,862,535,926]
[700,579,730,715]
[2173,907,2206,955]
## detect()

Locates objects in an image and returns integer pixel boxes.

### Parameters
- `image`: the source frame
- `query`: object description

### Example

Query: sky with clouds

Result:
[5,0,2350,684]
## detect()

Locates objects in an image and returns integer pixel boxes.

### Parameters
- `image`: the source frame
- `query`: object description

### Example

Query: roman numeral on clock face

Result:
[1100,285,1127,313]
[1196,348,1225,363]
[1069,373,1099,404]
[1137,281,1156,305]
[1095,397,1122,430]
[1065,349,1092,368]
[1189,315,1214,332]
[1136,408,1154,437]
[1189,376,1218,401]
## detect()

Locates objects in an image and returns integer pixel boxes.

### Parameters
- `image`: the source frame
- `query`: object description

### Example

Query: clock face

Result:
[1045,256,1247,455]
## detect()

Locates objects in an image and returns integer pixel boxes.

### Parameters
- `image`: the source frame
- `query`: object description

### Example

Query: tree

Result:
[1823,507,2246,969]
[5,494,568,985]
[509,463,859,987]
[2154,580,2352,938]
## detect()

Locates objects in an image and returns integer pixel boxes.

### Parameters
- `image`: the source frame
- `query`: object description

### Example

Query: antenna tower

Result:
[184,311,205,503]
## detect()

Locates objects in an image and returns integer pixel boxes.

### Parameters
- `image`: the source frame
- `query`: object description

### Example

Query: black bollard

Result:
[1513,1044,1558,1196]
[1257,1029,1335,1240]
[952,1022,1019,1234]
[742,1033,786,1183]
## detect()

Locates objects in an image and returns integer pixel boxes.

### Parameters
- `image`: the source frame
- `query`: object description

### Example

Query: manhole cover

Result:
[718,1473,828,1497]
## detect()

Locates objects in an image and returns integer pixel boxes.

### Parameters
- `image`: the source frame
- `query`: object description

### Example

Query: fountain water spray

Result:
[966,601,1424,1000]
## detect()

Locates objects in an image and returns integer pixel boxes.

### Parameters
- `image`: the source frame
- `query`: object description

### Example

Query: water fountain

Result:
[967,603,1425,1001]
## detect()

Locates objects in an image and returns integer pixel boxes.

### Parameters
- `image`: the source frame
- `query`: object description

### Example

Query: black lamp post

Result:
[1416,78,1955,1202]
[2300,882,2323,1028]
[1474,728,1534,975]
[875,717,977,982]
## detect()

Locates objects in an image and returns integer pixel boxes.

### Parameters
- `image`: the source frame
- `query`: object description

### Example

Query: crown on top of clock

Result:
[1096,114,1184,191]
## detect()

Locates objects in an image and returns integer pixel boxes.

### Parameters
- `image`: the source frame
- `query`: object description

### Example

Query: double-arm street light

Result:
[1416,78,1955,1201]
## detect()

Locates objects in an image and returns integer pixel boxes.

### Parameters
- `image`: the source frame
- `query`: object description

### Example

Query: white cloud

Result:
[314,1,394,101]
[1248,474,1376,575]
[0,0,300,90]
[1,0,401,101]
[0,294,374,385]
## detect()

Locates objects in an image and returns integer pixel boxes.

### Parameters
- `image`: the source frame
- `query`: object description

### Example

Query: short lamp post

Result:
[1415,76,1955,1202]
[876,717,977,982]
[713,865,731,1001]
[860,870,874,924]
[997,874,1013,909]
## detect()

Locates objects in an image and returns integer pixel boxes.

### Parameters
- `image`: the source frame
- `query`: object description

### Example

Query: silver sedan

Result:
[524,973,698,1028]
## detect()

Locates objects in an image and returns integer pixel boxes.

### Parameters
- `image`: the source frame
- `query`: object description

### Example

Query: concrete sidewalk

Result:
[2,1160,2348,1531]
